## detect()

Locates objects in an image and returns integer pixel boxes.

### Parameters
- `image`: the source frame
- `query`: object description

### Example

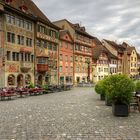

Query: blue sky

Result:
[33,0,140,52]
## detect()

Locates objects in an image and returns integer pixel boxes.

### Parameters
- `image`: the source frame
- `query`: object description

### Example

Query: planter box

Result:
[112,104,129,117]
[105,96,112,106]
[100,94,105,101]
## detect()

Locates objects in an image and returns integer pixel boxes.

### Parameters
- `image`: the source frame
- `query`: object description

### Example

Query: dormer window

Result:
[5,0,12,4]
[19,5,28,12]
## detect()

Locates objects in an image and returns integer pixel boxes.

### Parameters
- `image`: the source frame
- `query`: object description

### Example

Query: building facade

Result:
[53,19,95,84]
[58,30,74,84]
[92,39,109,83]
[0,0,35,87]
[35,21,59,86]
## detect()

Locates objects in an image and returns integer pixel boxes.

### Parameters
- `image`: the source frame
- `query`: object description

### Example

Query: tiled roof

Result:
[53,19,95,39]
[2,0,59,29]
[104,39,125,53]
[126,47,136,55]
[93,38,118,60]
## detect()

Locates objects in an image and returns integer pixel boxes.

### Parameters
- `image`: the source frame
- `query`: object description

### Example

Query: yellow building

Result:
[123,46,138,78]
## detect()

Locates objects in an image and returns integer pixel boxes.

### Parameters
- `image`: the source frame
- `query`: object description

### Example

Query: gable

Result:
[60,32,73,43]
[53,20,75,38]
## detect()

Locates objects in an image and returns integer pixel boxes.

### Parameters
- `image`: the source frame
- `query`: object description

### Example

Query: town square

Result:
[0,0,140,139]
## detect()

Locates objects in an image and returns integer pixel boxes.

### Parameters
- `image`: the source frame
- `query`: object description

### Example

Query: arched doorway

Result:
[8,74,15,86]
[17,74,24,87]
[25,74,31,85]
[37,75,43,86]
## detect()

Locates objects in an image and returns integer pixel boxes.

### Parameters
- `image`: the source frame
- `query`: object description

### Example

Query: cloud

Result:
[33,0,140,52]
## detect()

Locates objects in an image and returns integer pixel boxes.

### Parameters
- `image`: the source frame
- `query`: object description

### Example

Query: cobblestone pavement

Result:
[0,87,140,140]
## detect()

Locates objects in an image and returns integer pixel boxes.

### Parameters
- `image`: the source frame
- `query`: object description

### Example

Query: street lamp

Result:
[85,59,90,83]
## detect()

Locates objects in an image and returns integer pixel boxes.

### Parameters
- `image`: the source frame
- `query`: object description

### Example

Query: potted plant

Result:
[43,85,48,94]
[104,74,135,117]
[28,82,34,89]
[135,80,140,95]
[95,80,106,100]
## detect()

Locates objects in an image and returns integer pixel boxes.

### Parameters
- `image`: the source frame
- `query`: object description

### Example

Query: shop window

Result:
[25,74,31,85]
[8,74,15,86]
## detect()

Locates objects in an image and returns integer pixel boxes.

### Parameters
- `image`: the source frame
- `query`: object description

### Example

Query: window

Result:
[7,32,15,43]
[17,35,24,45]
[38,25,45,33]
[21,53,24,61]
[8,75,15,86]
[59,66,62,72]
[16,53,19,61]
[53,45,57,51]
[70,56,73,62]
[75,44,79,50]
[25,74,31,85]
[48,43,52,50]
[12,52,16,61]
[38,58,47,64]
[31,55,34,62]
[66,55,68,61]
[70,44,73,50]
[71,67,73,72]
[16,18,21,27]
[65,42,68,49]
[26,38,32,47]
[25,53,28,61]
[36,40,41,47]
[6,14,15,24]
[66,66,68,73]
[28,54,30,61]
[7,51,11,61]
[60,54,63,60]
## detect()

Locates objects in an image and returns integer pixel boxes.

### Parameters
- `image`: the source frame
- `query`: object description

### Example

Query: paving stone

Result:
[0,87,140,139]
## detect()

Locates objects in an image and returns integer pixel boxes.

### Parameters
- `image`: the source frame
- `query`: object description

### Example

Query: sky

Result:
[33,0,140,52]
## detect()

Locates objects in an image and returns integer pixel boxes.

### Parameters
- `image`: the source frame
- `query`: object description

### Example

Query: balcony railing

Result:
[37,64,48,73]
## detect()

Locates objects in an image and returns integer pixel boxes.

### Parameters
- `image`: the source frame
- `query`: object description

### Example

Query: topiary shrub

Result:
[95,79,106,100]
[135,80,140,91]
[104,74,135,105]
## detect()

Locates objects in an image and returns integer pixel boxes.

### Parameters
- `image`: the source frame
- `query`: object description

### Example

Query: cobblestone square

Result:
[0,87,140,140]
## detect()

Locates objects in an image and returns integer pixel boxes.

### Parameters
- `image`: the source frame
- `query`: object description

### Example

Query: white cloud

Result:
[33,0,140,52]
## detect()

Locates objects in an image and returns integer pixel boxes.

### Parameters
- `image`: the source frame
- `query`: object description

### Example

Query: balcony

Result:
[20,62,33,72]
[37,64,48,73]
[20,47,33,53]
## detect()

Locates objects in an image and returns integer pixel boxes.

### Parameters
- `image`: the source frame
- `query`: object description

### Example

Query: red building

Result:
[58,30,74,84]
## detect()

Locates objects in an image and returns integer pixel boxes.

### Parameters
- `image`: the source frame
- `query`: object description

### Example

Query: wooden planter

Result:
[112,104,129,117]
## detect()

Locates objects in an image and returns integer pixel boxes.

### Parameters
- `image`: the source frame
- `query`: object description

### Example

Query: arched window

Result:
[25,74,31,84]
[8,74,15,86]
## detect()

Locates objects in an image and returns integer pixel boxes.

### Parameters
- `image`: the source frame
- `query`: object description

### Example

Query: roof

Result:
[2,0,60,29]
[53,19,95,39]
[93,38,118,60]
[126,47,136,55]
[104,39,125,53]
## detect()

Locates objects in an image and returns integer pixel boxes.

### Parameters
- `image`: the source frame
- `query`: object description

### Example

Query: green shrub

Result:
[104,74,135,105]
[43,85,48,93]
[135,80,140,91]
[95,80,106,95]
[28,82,34,88]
